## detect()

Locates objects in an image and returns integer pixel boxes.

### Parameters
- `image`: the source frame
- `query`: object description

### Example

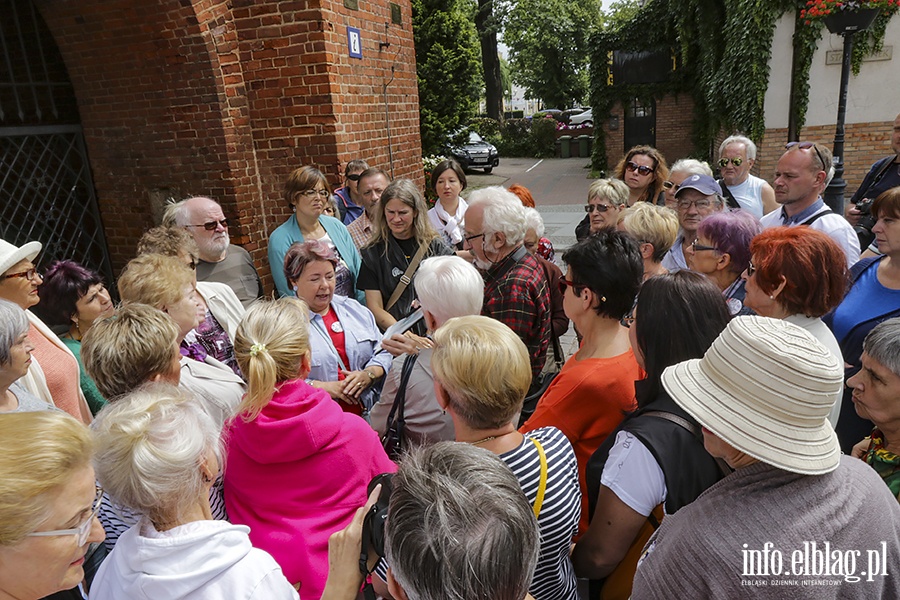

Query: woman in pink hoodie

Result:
[226,297,395,599]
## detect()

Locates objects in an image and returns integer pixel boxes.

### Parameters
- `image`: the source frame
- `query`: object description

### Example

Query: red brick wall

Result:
[600,94,697,172]
[755,120,895,195]
[34,0,422,291]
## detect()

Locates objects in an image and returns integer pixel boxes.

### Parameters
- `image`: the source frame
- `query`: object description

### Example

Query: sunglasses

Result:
[691,238,719,252]
[347,173,362,182]
[747,261,757,277]
[5,268,42,281]
[558,278,586,296]
[625,161,654,176]
[187,219,228,231]
[718,157,743,168]
[585,203,613,213]
[662,181,680,191]
[785,141,827,171]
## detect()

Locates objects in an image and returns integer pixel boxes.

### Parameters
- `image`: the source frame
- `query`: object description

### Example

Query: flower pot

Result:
[823,7,881,34]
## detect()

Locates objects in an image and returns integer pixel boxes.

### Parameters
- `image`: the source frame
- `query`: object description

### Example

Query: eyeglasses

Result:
[621,312,635,328]
[5,268,42,281]
[558,278,586,295]
[785,141,827,172]
[691,238,719,252]
[718,157,743,168]
[27,486,103,547]
[746,261,757,277]
[677,198,714,210]
[625,161,655,176]
[186,219,228,231]
[585,203,613,213]
[464,232,485,245]
[187,256,198,270]
[346,173,362,182]
[301,189,331,199]
[662,181,680,191]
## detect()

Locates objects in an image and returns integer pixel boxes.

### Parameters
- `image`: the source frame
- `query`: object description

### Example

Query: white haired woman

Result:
[0,411,105,599]
[631,317,900,598]
[432,315,581,600]
[0,299,52,413]
[90,383,299,599]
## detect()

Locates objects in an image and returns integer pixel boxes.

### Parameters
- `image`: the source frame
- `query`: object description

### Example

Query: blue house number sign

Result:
[348,27,362,59]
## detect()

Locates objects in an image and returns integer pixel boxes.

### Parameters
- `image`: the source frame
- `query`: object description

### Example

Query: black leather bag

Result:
[380,353,419,461]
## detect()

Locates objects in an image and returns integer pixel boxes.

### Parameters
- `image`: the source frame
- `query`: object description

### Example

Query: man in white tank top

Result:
[717,135,777,218]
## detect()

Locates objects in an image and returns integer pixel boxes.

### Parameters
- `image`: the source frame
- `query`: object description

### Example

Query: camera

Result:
[853,197,876,251]
[359,472,393,575]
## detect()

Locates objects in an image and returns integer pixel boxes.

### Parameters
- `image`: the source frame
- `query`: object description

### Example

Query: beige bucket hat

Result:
[661,315,843,475]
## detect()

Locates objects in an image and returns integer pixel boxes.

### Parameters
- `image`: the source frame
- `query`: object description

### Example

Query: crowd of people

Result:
[2,117,900,600]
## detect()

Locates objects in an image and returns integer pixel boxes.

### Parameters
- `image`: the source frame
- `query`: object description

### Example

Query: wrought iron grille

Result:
[0,0,113,286]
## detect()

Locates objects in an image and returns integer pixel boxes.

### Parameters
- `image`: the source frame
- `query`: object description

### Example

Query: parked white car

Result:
[569,108,593,126]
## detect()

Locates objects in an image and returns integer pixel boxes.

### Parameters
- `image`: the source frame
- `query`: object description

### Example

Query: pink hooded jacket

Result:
[224,378,395,599]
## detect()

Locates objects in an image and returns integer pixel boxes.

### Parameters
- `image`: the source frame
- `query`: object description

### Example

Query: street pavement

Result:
[463,156,597,358]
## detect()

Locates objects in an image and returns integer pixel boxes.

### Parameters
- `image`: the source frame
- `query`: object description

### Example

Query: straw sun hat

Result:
[661,315,843,475]
[0,238,42,276]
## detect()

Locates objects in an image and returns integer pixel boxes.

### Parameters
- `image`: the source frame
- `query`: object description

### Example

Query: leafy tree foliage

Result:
[503,0,601,109]
[413,0,483,155]
[476,0,504,121]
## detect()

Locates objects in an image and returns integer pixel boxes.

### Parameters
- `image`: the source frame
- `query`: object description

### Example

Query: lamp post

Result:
[822,8,881,215]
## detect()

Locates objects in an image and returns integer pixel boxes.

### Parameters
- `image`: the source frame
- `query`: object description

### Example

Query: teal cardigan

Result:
[267,214,365,304]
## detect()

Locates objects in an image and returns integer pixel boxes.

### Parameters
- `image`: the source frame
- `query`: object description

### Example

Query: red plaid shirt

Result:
[481,246,551,378]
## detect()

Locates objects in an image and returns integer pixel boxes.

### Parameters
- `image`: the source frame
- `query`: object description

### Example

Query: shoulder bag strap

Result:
[717,179,741,209]
[800,208,834,227]
[385,243,429,312]
[384,352,419,430]
[550,330,563,369]
[642,410,732,477]
[529,437,548,519]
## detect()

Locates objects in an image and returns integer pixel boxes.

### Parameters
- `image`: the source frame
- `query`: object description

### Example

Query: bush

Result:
[530,117,557,158]
[469,117,500,140]
[496,118,533,157]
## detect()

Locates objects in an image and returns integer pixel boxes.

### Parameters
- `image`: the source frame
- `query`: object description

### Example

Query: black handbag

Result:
[518,332,564,427]
[380,352,419,461]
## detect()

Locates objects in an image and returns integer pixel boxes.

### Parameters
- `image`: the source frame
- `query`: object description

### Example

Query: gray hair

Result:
[522,207,545,238]
[385,442,539,600]
[862,318,900,378]
[162,200,187,228]
[719,135,757,160]
[91,383,222,527]
[669,158,713,177]
[414,256,484,326]
[587,178,629,207]
[468,186,527,248]
[0,299,28,365]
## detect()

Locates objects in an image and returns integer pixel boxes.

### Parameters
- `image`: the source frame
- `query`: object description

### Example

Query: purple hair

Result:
[697,210,761,275]
[283,239,339,285]
[35,260,104,327]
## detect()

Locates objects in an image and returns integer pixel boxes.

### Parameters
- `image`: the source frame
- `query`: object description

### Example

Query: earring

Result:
[292,285,298,292]
[769,295,774,299]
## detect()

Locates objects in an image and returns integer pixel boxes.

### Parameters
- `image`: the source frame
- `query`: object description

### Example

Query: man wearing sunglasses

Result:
[760,142,860,268]
[173,196,263,308]
[334,159,369,225]
[717,135,777,218]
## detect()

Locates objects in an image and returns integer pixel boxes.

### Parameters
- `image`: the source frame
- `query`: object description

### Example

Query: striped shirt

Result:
[500,427,581,600]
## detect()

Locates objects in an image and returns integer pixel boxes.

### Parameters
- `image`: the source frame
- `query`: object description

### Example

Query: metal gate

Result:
[0,0,114,285]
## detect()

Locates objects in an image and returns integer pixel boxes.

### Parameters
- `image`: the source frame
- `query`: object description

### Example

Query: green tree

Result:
[476,0,504,121]
[503,0,601,109]
[413,0,483,155]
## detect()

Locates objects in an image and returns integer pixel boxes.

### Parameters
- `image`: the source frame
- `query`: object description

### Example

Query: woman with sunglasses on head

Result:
[0,238,92,423]
[0,410,106,600]
[573,271,730,600]
[743,227,847,427]
[614,146,669,207]
[34,260,115,416]
[520,231,644,536]
[268,165,364,303]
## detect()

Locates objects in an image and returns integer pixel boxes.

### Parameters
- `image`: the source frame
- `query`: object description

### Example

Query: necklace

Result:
[469,435,496,446]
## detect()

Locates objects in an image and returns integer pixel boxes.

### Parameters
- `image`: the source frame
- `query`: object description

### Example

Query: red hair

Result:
[749,227,849,317]
[508,184,535,208]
